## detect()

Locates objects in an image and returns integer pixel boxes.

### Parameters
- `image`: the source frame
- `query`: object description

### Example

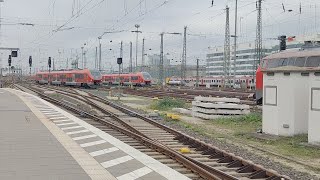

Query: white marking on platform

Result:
[89,147,119,157]
[43,112,61,115]
[56,122,77,126]
[101,155,134,168]
[80,140,106,148]
[117,166,153,180]
[73,134,98,141]
[53,119,73,123]
[50,116,68,120]
[61,125,83,130]
[47,114,65,117]
[66,129,89,135]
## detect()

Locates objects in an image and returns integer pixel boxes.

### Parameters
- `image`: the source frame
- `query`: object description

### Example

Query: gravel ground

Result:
[86,90,319,180]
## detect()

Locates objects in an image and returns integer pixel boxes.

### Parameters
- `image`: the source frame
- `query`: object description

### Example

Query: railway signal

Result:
[48,57,52,69]
[29,56,32,76]
[8,55,11,67]
[117,58,122,101]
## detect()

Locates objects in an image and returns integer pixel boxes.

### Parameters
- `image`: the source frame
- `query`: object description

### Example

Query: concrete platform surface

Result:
[0,88,190,180]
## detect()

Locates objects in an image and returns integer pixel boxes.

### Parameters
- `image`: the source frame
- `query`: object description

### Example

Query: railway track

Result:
[122,88,255,105]
[14,84,289,180]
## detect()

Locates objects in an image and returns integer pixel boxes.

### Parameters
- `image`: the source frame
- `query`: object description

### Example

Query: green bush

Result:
[150,97,186,111]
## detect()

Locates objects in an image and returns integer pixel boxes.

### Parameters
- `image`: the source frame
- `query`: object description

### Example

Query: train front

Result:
[89,70,103,85]
[141,72,152,85]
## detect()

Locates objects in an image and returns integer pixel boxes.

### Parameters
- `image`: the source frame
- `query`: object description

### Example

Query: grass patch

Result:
[211,113,262,133]
[259,134,320,160]
[150,97,187,111]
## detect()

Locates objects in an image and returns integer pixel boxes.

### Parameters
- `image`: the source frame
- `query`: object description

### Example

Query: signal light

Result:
[48,57,52,68]
[8,55,12,66]
[29,56,32,67]
[117,58,122,65]
[11,51,18,57]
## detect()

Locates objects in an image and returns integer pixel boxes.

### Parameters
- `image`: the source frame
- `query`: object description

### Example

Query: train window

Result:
[278,58,288,66]
[37,75,42,78]
[301,72,309,76]
[284,72,291,76]
[314,72,320,76]
[131,76,138,80]
[252,79,255,83]
[75,74,84,79]
[305,56,320,67]
[287,58,295,66]
[295,57,306,67]
[267,59,279,68]
[261,59,268,68]
[142,72,152,80]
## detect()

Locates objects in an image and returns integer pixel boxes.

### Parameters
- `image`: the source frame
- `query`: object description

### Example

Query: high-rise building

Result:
[206,43,273,76]
[206,35,314,77]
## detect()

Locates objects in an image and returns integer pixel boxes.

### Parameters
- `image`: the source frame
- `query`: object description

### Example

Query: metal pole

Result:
[53,58,55,71]
[196,58,199,87]
[224,6,231,87]
[233,0,238,88]
[182,26,187,81]
[95,47,98,69]
[135,24,140,71]
[120,41,123,72]
[81,47,84,69]
[98,37,102,71]
[129,42,133,72]
[84,51,87,69]
[0,1,2,48]
[118,64,121,101]
[254,0,262,81]
[142,38,145,71]
[66,58,69,69]
[159,33,164,87]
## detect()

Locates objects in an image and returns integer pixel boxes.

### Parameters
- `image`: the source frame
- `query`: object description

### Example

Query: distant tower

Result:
[224,6,231,85]
[181,26,187,81]
[254,0,263,77]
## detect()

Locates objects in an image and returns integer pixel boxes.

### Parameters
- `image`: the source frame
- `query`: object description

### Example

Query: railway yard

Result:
[1,81,318,180]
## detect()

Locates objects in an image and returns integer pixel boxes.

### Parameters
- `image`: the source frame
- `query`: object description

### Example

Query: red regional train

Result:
[102,72,152,86]
[255,41,320,104]
[35,69,102,87]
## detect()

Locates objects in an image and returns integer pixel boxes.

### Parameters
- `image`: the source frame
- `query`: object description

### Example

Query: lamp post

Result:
[131,24,142,71]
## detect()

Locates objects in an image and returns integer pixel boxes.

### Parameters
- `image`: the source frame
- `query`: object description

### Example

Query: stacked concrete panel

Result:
[192,96,250,120]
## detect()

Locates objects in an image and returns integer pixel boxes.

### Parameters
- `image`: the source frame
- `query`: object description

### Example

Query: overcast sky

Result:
[0,0,320,72]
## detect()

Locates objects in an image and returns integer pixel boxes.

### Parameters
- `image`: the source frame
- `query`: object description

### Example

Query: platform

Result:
[0,88,190,180]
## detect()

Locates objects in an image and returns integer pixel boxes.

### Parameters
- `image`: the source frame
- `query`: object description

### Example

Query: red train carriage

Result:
[255,41,320,104]
[35,69,102,87]
[168,76,255,88]
[102,72,152,86]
